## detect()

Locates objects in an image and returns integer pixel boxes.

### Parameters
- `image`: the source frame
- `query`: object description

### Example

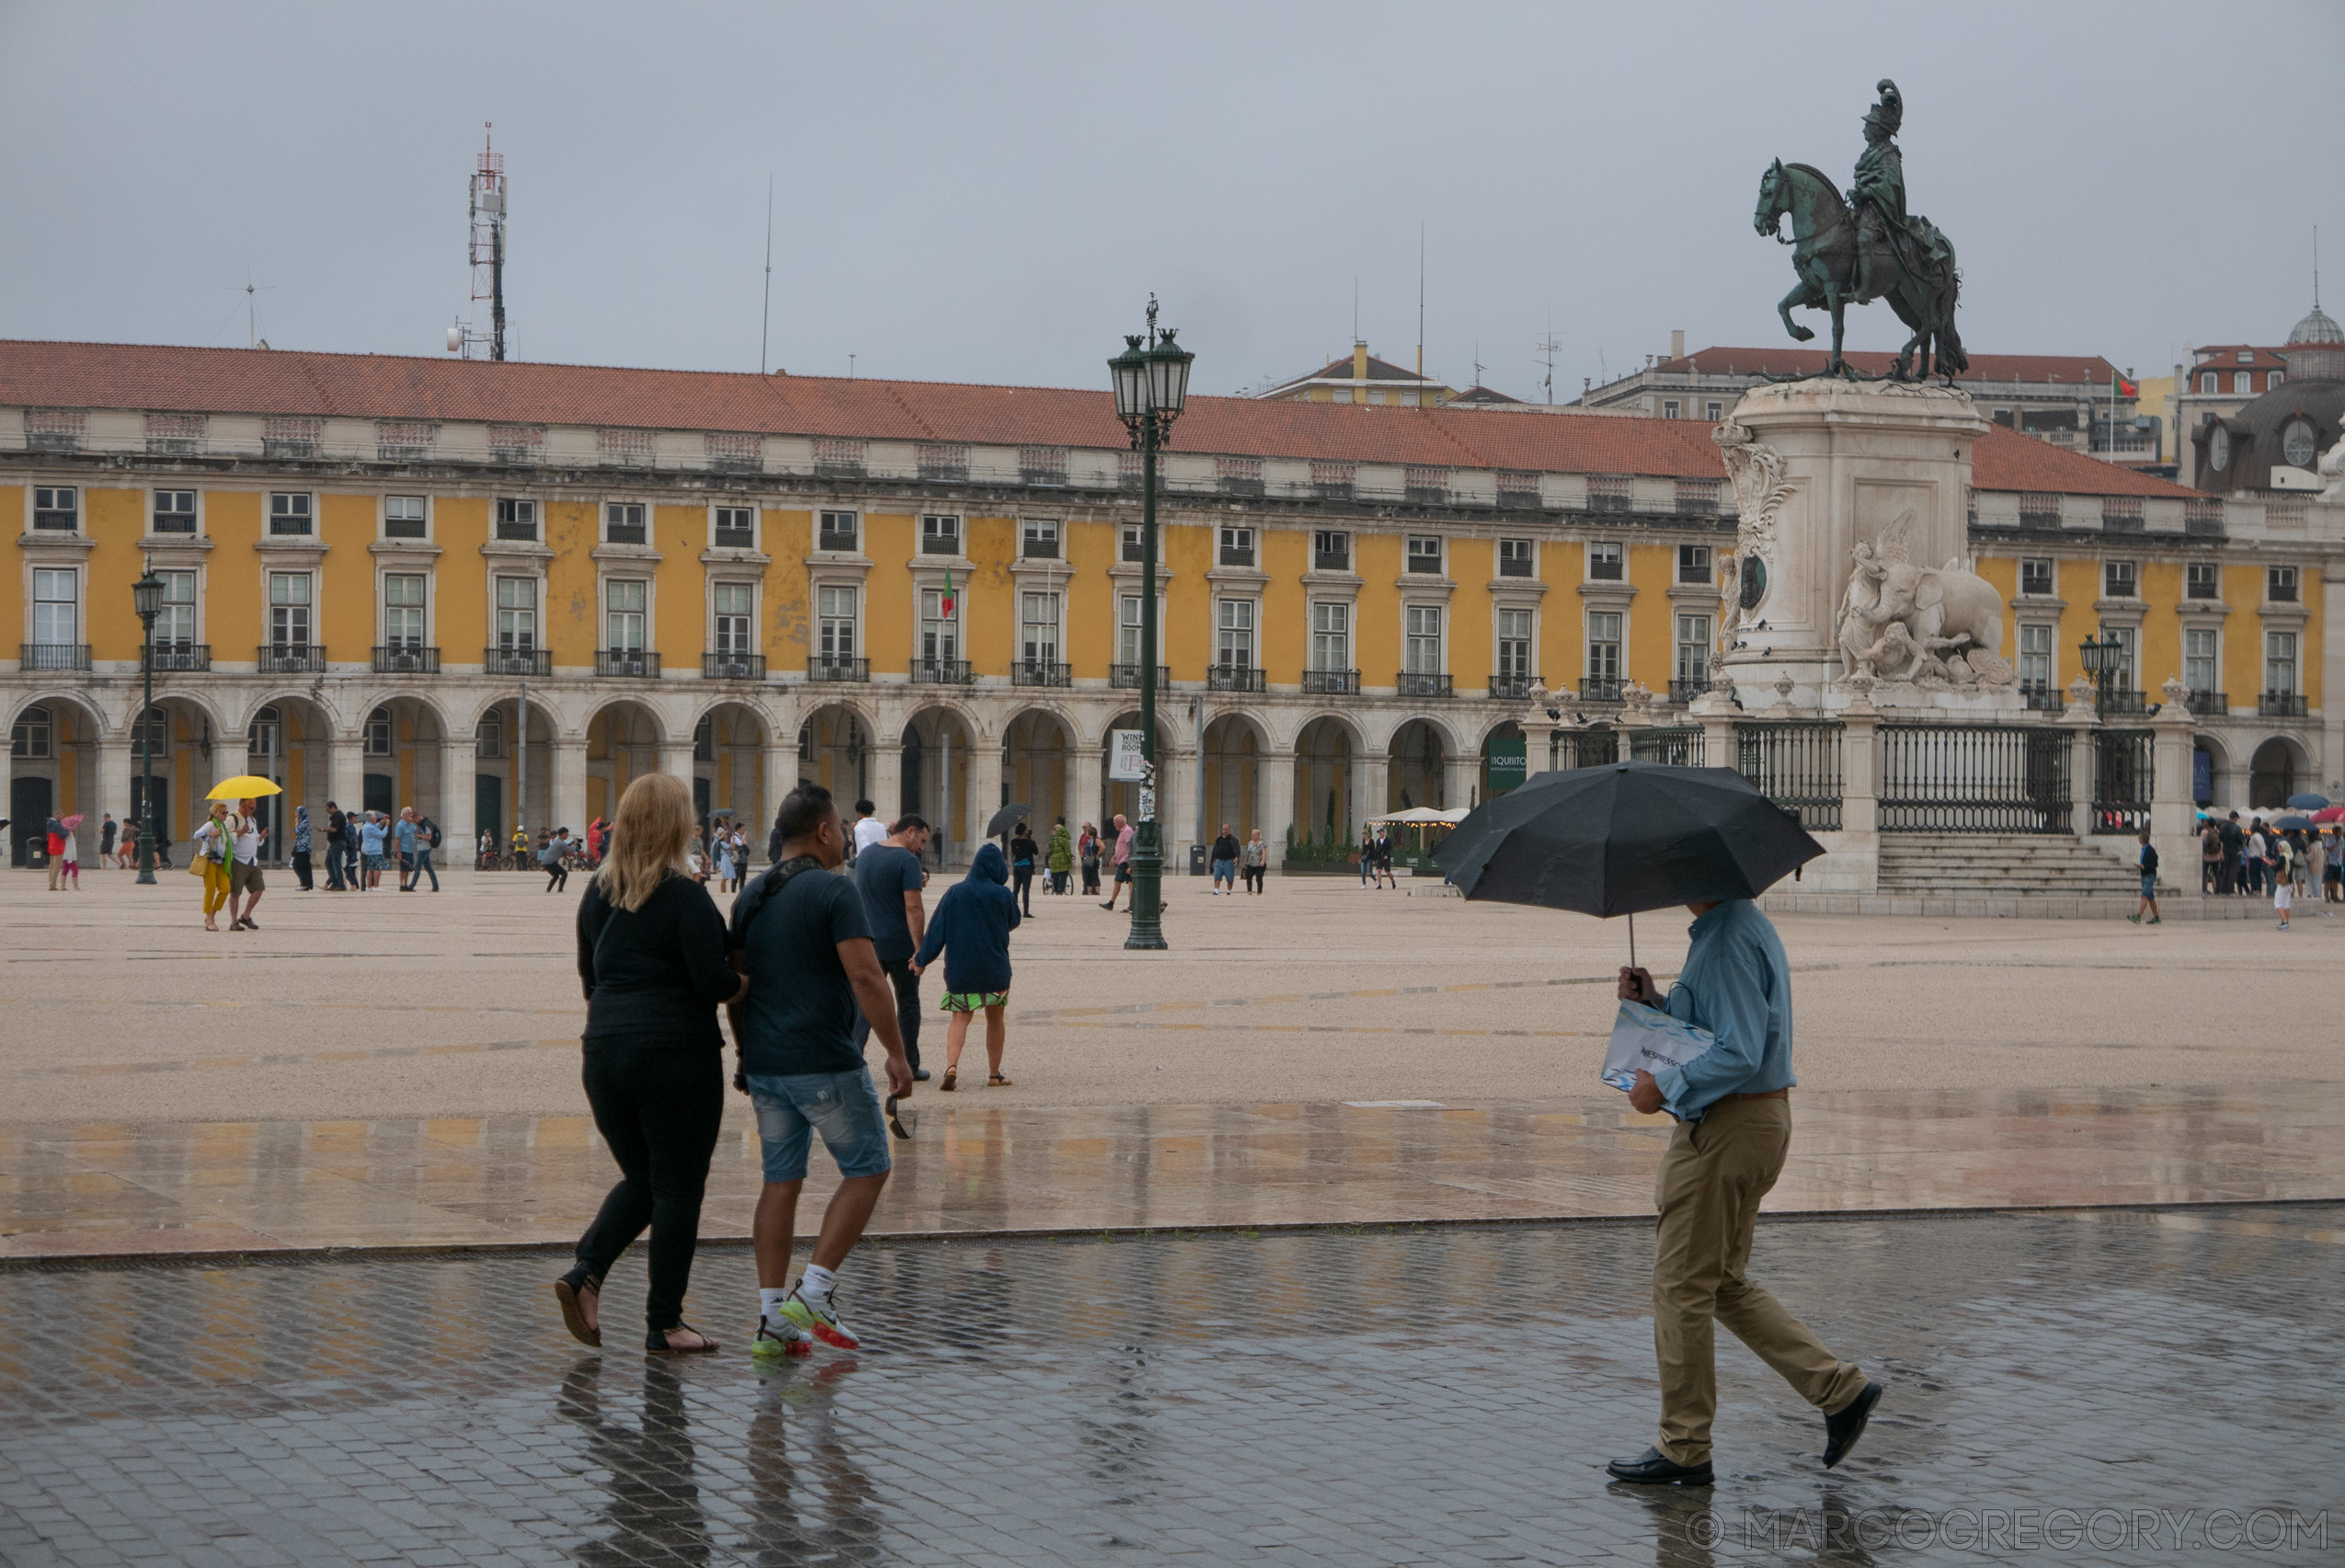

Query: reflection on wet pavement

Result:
[0,1207,2336,1565]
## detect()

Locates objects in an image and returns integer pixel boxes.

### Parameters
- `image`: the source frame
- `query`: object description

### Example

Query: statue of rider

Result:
[1851,79,1907,303]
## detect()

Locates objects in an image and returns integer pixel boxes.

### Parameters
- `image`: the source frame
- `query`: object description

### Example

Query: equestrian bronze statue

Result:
[1754,80,1966,381]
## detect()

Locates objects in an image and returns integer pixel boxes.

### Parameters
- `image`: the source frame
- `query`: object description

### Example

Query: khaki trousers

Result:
[1652,1094,1866,1464]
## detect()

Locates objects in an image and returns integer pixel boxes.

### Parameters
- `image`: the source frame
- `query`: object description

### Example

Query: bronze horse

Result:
[1756,159,1965,381]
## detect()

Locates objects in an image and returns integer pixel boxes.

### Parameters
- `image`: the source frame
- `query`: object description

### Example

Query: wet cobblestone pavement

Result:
[0,1207,2337,1567]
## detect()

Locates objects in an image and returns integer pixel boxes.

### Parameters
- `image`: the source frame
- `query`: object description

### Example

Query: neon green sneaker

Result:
[778,1284,860,1350]
[751,1313,814,1359]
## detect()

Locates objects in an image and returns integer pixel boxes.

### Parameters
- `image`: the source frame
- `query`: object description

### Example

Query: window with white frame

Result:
[604,502,646,545]
[818,585,857,658]
[1217,600,1255,669]
[1705,400,1724,421]
[1404,605,1444,673]
[919,588,959,662]
[30,568,77,645]
[1675,613,1710,684]
[1022,518,1059,559]
[269,491,312,536]
[2186,562,2220,600]
[154,489,198,534]
[2019,624,2055,690]
[1120,523,1144,563]
[817,510,858,552]
[2266,630,2299,696]
[1676,544,1711,584]
[2199,372,2214,394]
[2268,565,2299,603]
[1497,608,1535,679]
[1021,592,1060,665]
[1588,542,1624,580]
[495,498,538,542]
[383,496,427,539]
[1499,538,1536,578]
[1218,526,1254,567]
[2184,627,2219,695]
[268,572,311,647]
[382,573,427,648]
[2104,624,2138,691]
[475,710,503,761]
[1119,594,1143,664]
[2102,559,2137,599]
[1311,602,1351,670]
[921,514,960,555]
[713,583,754,656]
[1405,536,1444,575]
[714,507,755,550]
[2020,556,2055,597]
[364,705,393,757]
[1662,399,1681,419]
[1586,611,1623,684]
[496,577,537,650]
[33,486,78,531]
[155,570,196,645]
[1312,530,1351,570]
[11,705,51,759]
[605,579,647,651]
[247,705,280,759]
[2233,372,2250,395]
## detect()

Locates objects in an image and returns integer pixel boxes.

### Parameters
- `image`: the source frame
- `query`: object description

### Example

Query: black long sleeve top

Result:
[576,874,739,1048]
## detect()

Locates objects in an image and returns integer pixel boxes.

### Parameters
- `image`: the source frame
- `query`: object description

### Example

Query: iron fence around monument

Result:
[1558,727,1619,769]
[2091,729,2155,835]
[1628,727,1706,767]
[1736,721,1843,830]
[1879,723,2071,834]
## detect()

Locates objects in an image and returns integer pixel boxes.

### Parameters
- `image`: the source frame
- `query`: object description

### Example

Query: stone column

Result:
[659,738,696,784]
[868,738,903,824]
[1356,750,1390,826]
[323,735,362,819]
[1443,751,1477,811]
[1836,687,1881,895]
[1261,749,1297,861]
[552,731,589,843]
[971,734,1005,847]
[2150,679,2201,899]
[1074,744,1104,834]
[1157,744,1192,871]
[441,734,476,842]
[2057,680,2099,840]
[97,738,134,831]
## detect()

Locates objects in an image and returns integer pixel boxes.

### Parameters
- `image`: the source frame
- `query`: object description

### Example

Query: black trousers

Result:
[292,850,314,890]
[1012,866,1035,915]
[852,956,923,1071]
[1242,864,1264,892]
[575,1038,725,1331]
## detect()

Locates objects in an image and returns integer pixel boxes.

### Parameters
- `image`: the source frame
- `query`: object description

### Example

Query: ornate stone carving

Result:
[1713,418,1793,627]
[2319,426,2345,503]
[1834,508,2014,688]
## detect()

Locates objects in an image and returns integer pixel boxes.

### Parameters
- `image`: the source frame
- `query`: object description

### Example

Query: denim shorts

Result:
[744,1069,892,1184]
[1213,858,1236,879]
[2140,873,2156,897]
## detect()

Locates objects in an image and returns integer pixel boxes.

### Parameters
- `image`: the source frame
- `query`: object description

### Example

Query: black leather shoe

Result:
[1824,1381,1882,1468]
[1606,1447,1713,1486]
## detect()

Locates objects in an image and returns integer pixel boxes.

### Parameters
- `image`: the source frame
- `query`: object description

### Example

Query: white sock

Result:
[799,1264,838,1299]
[760,1286,791,1324]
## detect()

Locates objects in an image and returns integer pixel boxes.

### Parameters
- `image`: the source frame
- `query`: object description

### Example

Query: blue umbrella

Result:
[2286,793,2330,810]
[2272,815,2315,832]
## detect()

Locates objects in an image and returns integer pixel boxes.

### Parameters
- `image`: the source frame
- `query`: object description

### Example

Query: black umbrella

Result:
[985,802,1035,839]
[1435,761,1825,966]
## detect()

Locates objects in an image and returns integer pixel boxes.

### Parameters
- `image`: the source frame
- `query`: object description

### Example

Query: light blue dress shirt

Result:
[1649,899,1797,1120]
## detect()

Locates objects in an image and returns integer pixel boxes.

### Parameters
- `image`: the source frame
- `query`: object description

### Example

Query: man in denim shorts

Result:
[728,782,914,1356]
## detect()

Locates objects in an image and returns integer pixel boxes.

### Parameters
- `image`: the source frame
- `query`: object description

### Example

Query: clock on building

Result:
[2282,419,2317,469]
[2208,425,2231,472]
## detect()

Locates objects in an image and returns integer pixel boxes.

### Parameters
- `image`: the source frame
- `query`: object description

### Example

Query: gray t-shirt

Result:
[853,842,924,963]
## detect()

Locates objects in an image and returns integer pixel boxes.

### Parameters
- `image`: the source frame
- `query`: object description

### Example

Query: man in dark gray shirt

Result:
[852,815,932,1081]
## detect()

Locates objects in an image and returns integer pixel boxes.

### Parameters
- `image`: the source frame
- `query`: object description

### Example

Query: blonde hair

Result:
[595,773,694,911]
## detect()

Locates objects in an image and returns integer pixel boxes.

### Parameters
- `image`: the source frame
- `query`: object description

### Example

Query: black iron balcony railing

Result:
[1498,556,1535,578]
[702,653,766,680]
[713,527,757,551]
[1302,668,1359,695]
[484,646,552,677]
[1111,663,1170,691]
[257,644,326,673]
[1668,677,1707,704]
[2100,687,2147,716]
[596,649,660,679]
[1580,676,1624,703]
[372,645,440,675]
[602,521,647,545]
[2020,681,2061,712]
[1488,674,1539,701]
[1218,545,1256,567]
[816,528,859,554]
[1011,660,1071,688]
[806,655,869,682]
[910,658,973,685]
[21,643,90,671]
[1021,538,1060,559]
[1207,665,1265,692]
[2259,692,2308,718]
[2186,689,2229,715]
[1397,671,1454,698]
[1312,549,1352,572]
[146,643,211,673]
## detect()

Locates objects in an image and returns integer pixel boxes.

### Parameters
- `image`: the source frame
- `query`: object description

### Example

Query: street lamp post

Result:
[1108,299,1194,952]
[2078,631,2121,723]
[131,564,163,886]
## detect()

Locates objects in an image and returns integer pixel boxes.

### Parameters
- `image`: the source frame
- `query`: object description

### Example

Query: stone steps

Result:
[1877,834,2168,898]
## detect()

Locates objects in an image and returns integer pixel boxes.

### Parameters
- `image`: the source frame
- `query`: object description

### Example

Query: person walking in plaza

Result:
[292,805,314,891]
[850,798,885,861]
[853,814,932,1082]
[2219,811,2244,895]
[726,783,914,1357]
[1241,828,1268,894]
[715,825,738,893]
[914,839,1021,1093]
[359,810,389,889]
[1046,818,1072,896]
[1008,820,1038,916]
[1210,823,1240,894]
[2200,817,2222,894]
[191,801,233,932]
[555,772,748,1356]
[2286,829,2310,902]
[56,814,82,889]
[1607,898,1881,1485]
[2127,830,2160,924]
[393,806,418,889]
[2274,854,2294,931]
[1100,812,1135,911]
[43,816,64,891]
[323,802,348,889]
[115,817,137,872]
[411,812,442,891]
[1358,826,1376,887]
[2246,817,2270,897]
[1374,827,1398,889]
[226,798,267,930]
[1078,821,1102,896]
[98,813,117,870]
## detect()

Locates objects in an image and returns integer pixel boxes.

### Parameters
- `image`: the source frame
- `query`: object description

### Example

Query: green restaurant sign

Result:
[1487,736,1527,795]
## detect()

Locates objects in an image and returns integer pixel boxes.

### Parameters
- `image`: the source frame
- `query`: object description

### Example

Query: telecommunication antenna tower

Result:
[1533,326,1563,405]
[446,124,509,360]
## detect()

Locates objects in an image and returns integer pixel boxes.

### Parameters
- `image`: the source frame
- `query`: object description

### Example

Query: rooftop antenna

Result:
[759,176,774,374]
[1473,341,1485,389]
[1416,223,1425,381]
[1535,317,1563,405]
[848,353,856,379]
[2316,224,2323,311]
[448,124,508,360]
[1353,275,1360,345]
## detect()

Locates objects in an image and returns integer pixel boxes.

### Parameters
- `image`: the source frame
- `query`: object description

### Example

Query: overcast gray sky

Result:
[4,2,2339,400]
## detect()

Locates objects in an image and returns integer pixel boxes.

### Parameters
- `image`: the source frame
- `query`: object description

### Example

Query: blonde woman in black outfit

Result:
[555,773,749,1356]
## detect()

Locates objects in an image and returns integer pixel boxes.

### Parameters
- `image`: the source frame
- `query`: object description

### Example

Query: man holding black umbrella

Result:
[1607,898,1881,1485]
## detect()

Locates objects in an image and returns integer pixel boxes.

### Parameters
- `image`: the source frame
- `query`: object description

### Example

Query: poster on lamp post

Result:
[1107,728,1146,782]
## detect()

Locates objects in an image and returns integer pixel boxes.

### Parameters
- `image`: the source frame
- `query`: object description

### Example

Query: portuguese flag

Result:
[2113,370,2138,399]
[940,567,955,618]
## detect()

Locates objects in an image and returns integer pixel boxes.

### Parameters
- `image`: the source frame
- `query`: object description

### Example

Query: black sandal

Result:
[645,1322,720,1356]
[554,1265,603,1348]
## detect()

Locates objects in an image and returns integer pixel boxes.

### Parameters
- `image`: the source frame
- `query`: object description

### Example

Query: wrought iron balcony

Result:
[1397,671,1454,698]
[2100,687,2146,716]
[1218,545,1256,567]
[484,646,552,677]
[1488,674,1539,701]
[1011,660,1071,688]
[2020,681,2061,712]
[1302,669,1360,695]
[1579,677,1624,704]
[596,649,660,679]
[806,655,869,682]
[21,643,90,672]
[2259,692,2308,718]
[602,521,646,545]
[910,658,973,685]
[2186,689,2229,715]
[257,644,326,674]
[1668,677,1708,704]
[1207,665,1265,692]
[146,643,211,673]
[713,527,756,551]
[702,653,766,681]
[816,528,859,554]
[1022,538,1060,559]
[372,645,440,675]
[1110,663,1170,690]
[1312,548,1352,572]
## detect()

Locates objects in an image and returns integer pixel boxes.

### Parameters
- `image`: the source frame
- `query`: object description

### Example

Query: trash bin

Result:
[1187,844,1207,876]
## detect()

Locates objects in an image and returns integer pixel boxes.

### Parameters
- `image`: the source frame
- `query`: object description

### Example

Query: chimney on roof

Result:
[1353,341,1368,384]
[1670,329,1686,361]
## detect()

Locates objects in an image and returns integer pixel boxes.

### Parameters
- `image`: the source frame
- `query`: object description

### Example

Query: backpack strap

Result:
[727,854,824,949]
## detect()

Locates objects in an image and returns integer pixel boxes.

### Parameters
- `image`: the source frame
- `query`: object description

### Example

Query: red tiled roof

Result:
[2187,345,2289,367]
[0,338,2197,498]
[1656,348,2123,384]
[1270,351,1442,387]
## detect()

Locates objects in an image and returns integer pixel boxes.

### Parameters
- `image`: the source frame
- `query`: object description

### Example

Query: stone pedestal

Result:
[1718,379,2000,716]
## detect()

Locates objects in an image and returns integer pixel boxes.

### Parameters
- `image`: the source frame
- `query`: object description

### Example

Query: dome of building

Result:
[2287,303,2342,346]
[2279,300,2345,383]
[2189,373,2345,493]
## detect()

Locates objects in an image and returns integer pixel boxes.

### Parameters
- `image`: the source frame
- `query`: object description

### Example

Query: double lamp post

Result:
[1107,303,1194,952]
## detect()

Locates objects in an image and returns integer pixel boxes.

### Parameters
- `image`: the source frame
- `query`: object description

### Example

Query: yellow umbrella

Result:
[206,775,283,800]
